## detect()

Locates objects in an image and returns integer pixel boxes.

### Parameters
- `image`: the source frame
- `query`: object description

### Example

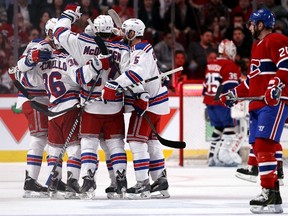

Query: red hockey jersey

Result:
[235,33,288,111]
[203,57,241,105]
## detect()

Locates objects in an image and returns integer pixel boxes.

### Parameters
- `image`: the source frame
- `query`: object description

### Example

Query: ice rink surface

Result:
[0,159,287,216]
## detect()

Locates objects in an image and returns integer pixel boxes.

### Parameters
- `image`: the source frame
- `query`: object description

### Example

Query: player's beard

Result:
[253,26,261,40]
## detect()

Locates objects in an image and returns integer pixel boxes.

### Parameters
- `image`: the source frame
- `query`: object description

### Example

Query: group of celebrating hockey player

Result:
[203,8,287,214]
[9,4,170,201]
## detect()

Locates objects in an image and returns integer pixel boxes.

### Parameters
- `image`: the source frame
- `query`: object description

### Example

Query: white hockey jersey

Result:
[54,17,130,114]
[19,50,80,119]
[16,39,52,108]
[115,42,170,115]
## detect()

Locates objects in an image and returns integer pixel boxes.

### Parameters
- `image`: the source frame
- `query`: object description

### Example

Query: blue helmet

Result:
[248,8,275,29]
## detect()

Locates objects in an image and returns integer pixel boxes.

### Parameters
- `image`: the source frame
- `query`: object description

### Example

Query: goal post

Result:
[179,81,209,166]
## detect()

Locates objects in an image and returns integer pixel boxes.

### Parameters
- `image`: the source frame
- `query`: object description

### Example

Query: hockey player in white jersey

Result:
[53,4,130,199]
[10,18,56,198]
[102,18,170,199]
[10,29,105,199]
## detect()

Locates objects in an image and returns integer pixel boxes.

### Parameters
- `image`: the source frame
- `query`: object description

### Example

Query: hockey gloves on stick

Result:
[89,54,111,74]
[264,77,285,106]
[133,92,150,116]
[26,49,52,66]
[161,75,170,87]
[102,81,121,102]
[62,4,81,24]
[219,89,237,108]
[8,66,21,81]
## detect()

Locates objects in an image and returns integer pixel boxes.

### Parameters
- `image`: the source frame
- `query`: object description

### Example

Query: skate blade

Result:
[235,173,257,183]
[79,191,96,200]
[215,162,239,167]
[23,191,49,198]
[107,192,127,200]
[127,191,151,200]
[278,179,284,186]
[49,191,65,200]
[65,192,80,200]
[250,204,283,214]
[151,190,170,199]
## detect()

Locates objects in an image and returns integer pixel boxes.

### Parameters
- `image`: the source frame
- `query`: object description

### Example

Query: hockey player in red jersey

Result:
[219,8,288,214]
[203,39,242,167]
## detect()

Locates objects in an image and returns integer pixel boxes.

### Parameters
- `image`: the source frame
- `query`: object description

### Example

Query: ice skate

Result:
[65,171,80,199]
[150,170,170,199]
[250,187,283,214]
[235,165,258,183]
[23,171,49,198]
[277,161,284,186]
[79,169,96,200]
[48,171,65,200]
[126,179,151,200]
[115,169,127,199]
[105,182,117,199]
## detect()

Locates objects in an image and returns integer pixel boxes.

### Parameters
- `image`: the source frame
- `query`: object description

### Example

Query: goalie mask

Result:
[45,18,57,41]
[93,15,113,33]
[218,39,237,61]
[121,18,145,41]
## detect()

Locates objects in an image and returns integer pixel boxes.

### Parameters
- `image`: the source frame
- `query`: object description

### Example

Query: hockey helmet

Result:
[93,15,113,33]
[218,39,237,61]
[121,18,145,40]
[248,8,275,29]
[45,18,57,39]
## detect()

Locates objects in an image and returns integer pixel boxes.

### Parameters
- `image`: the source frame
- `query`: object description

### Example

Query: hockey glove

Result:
[62,4,81,24]
[89,54,111,74]
[26,49,52,66]
[264,77,285,106]
[161,75,170,87]
[219,89,237,108]
[8,66,21,81]
[102,81,121,101]
[133,92,150,116]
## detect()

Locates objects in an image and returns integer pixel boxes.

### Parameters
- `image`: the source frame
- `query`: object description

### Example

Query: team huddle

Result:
[9,4,170,201]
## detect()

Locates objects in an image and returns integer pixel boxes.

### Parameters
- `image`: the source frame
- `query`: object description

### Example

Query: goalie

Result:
[203,39,242,167]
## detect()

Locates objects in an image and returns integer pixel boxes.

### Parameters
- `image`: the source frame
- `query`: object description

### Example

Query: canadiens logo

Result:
[249,59,261,78]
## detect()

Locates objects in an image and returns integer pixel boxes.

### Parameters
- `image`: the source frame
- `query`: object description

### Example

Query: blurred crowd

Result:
[0,0,288,93]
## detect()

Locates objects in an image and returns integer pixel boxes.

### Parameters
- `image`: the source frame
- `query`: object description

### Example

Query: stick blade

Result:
[108,9,122,28]
[157,134,186,149]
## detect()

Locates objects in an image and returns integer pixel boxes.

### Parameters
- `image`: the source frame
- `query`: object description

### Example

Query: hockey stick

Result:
[126,86,186,149]
[143,114,186,149]
[214,84,224,101]
[46,19,109,185]
[108,9,122,28]
[215,84,262,101]
[13,80,34,100]
[35,67,184,117]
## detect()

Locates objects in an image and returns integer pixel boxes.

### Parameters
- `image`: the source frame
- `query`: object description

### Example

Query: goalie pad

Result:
[231,101,249,119]
[218,134,243,166]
